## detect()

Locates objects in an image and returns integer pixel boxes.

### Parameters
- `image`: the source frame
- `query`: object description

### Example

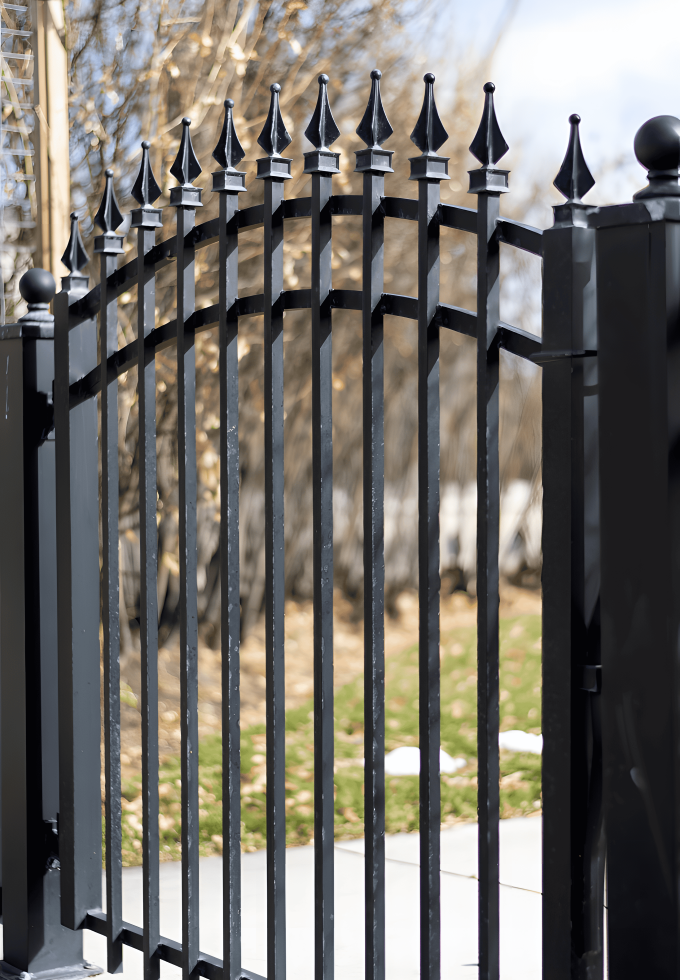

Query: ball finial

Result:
[318,73,329,84]
[370,68,382,80]
[105,168,113,178]
[634,115,680,172]
[424,72,435,84]
[19,268,56,306]
[225,98,234,108]
[182,116,192,126]
[484,81,495,94]
[633,115,680,200]
[270,82,281,93]
[569,113,581,126]
[141,140,150,149]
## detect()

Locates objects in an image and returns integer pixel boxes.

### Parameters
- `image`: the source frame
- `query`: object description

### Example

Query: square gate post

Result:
[53,218,103,934]
[0,271,97,979]
[541,115,603,980]
[594,116,680,976]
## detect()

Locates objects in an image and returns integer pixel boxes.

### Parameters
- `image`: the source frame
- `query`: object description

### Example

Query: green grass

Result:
[118,613,542,865]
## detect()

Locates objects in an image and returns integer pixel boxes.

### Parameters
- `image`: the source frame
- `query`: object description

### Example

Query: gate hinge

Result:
[34,386,54,444]
[581,664,602,694]
[44,817,59,871]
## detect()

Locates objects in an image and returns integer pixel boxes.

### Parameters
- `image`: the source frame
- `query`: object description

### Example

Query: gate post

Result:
[541,117,603,980]
[0,270,97,979]
[594,115,680,976]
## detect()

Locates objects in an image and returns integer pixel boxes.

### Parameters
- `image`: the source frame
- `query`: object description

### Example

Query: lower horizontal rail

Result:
[68,291,543,408]
[84,912,266,980]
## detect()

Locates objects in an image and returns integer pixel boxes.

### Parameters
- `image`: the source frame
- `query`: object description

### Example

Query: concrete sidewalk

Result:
[78,817,540,980]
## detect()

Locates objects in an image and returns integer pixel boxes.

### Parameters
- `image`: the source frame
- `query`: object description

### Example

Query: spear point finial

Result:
[132,140,162,208]
[356,68,393,149]
[213,99,246,171]
[469,81,509,167]
[170,117,202,187]
[61,212,89,274]
[410,72,448,155]
[305,74,340,150]
[553,114,595,203]
[257,83,292,157]
[94,169,123,234]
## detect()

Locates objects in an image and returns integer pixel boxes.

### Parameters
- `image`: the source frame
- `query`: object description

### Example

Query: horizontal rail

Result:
[440,204,477,234]
[68,288,542,407]
[65,196,542,329]
[497,218,543,256]
[84,912,266,980]
[497,321,543,359]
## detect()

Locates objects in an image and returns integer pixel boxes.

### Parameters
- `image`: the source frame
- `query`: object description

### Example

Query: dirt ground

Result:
[118,585,541,780]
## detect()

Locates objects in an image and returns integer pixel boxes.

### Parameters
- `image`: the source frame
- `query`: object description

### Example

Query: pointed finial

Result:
[170,118,203,206]
[410,73,448,155]
[212,99,248,192]
[61,212,89,275]
[258,83,292,158]
[93,170,125,253]
[356,69,393,149]
[131,140,164,228]
[305,74,340,151]
[256,83,293,180]
[553,115,595,204]
[94,169,123,235]
[469,82,509,167]
[171,117,202,187]
[408,73,450,181]
[132,141,162,208]
[213,99,246,171]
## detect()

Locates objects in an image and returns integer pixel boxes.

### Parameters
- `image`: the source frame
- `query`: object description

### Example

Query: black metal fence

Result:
[3,68,680,980]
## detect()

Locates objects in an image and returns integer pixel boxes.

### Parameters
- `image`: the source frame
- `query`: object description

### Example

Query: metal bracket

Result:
[531,349,597,364]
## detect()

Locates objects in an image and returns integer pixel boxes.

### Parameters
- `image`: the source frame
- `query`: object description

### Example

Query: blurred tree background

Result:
[63,0,541,652]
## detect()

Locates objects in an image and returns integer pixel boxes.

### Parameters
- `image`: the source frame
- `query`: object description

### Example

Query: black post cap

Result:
[633,115,680,200]
[19,268,56,305]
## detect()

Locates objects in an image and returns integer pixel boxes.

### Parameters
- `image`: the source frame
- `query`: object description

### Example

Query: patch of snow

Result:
[499,730,543,755]
[384,746,467,776]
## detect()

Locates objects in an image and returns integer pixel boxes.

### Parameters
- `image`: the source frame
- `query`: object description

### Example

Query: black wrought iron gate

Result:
[2,70,680,980]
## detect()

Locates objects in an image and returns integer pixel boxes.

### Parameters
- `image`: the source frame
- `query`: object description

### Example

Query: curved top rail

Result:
[65,191,543,328]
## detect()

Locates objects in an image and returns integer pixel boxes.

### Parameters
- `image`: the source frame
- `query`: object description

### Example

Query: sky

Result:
[437,0,680,224]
